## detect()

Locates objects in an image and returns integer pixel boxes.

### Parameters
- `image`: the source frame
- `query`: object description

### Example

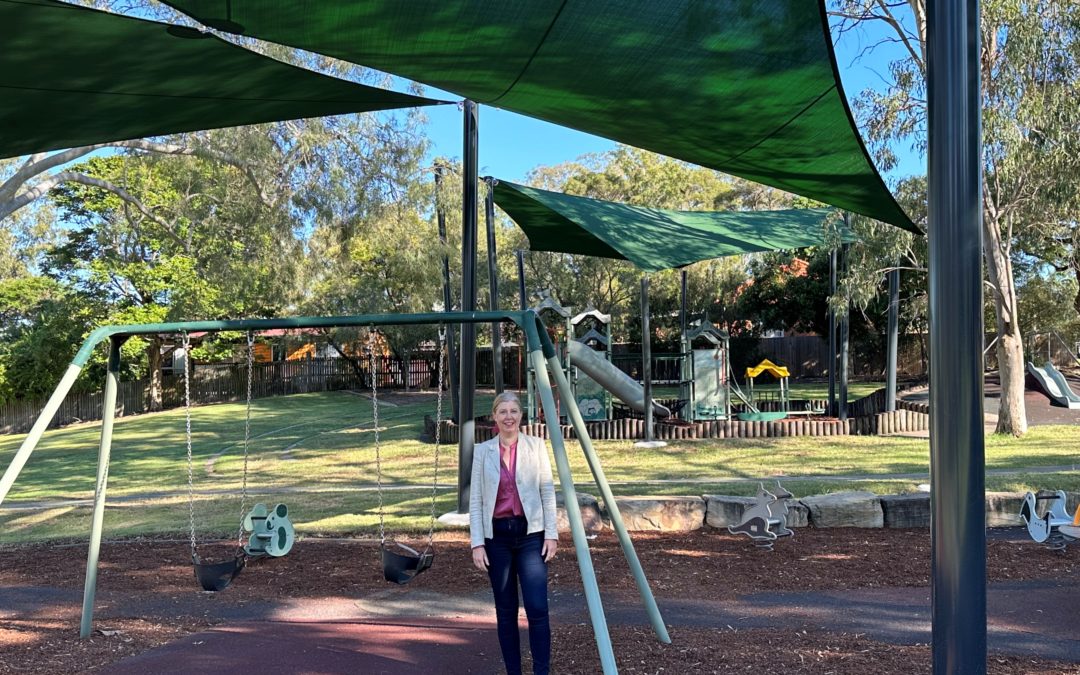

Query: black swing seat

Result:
[381,541,434,585]
[193,552,246,592]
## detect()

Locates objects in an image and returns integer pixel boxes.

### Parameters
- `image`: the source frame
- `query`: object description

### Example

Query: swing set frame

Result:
[0,310,667,673]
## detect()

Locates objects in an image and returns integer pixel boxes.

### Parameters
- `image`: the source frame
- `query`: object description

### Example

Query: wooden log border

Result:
[426,408,930,443]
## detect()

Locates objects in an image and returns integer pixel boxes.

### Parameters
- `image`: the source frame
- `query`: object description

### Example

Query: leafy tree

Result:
[831,0,1080,434]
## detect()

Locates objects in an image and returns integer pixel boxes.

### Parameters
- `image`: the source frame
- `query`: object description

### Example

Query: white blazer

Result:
[469,433,558,548]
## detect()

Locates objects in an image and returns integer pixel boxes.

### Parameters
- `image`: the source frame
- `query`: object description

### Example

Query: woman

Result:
[470,391,558,675]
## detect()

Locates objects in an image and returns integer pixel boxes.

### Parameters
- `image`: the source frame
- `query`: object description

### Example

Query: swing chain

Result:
[183,332,199,561]
[368,329,385,546]
[238,330,254,550]
[428,326,447,551]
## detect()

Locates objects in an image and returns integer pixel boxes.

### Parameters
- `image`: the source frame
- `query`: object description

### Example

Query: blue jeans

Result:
[486,516,550,675]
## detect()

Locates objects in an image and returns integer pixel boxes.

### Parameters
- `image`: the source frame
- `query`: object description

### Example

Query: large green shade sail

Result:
[166,0,915,233]
[493,180,853,273]
[0,0,444,159]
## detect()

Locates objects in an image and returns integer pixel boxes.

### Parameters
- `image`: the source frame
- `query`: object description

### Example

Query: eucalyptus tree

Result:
[831,0,1080,435]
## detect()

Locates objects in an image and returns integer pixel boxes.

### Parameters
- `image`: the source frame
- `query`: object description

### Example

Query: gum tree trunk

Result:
[984,213,1027,436]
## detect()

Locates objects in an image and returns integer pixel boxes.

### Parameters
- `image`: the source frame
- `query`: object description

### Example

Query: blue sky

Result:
[416,20,924,186]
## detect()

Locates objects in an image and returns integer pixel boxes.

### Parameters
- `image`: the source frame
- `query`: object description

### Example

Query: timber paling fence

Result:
[429,387,930,443]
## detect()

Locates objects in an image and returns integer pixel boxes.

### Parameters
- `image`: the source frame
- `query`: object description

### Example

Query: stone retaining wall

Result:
[518,489,1052,534]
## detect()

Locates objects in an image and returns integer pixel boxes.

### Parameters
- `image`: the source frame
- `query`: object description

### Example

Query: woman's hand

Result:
[471,545,489,571]
[542,538,558,562]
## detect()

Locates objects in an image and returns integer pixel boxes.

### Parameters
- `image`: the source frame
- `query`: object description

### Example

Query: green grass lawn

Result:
[1,389,1077,543]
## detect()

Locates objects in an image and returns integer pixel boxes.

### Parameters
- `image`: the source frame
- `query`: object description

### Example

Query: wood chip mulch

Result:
[2,527,1078,673]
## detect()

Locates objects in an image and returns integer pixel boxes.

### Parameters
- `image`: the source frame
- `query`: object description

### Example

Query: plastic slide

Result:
[567,341,671,418]
[1026,361,1080,409]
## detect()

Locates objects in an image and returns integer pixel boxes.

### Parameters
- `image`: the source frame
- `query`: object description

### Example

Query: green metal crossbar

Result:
[0,310,666,673]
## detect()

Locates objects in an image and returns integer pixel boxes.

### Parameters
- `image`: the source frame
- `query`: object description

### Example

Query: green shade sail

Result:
[165,0,916,232]
[493,180,854,273]
[0,0,444,160]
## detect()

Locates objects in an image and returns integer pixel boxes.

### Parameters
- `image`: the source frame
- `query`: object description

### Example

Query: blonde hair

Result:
[491,390,522,416]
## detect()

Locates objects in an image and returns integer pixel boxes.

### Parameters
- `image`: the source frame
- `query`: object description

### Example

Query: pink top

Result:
[492,439,525,518]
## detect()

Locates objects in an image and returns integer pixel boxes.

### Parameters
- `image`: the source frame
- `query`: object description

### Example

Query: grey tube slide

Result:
[568,340,671,418]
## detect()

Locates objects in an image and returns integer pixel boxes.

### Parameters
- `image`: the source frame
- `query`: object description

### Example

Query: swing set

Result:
[0,310,667,675]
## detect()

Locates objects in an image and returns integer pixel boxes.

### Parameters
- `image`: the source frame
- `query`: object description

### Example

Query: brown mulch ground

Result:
[2,528,1078,673]
[551,625,1080,674]
[2,528,1073,600]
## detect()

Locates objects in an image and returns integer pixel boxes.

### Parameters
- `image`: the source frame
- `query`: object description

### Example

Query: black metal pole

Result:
[435,163,460,422]
[828,247,838,416]
[838,240,850,421]
[680,270,688,337]
[680,270,689,419]
[485,178,504,394]
[928,0,986,671]
[516,250,528,311]
[886,265,900,412]
[457,100,479,514]
[641,276,654,442]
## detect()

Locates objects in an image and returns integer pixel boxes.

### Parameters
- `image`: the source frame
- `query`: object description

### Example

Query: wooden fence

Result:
[0,354,443,435]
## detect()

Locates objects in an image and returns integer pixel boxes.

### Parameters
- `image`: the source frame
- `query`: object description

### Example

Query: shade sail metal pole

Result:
[838,241,850,422]
[516,250,528,310]
[680,271,690,414]
[484,178,504,394]
[80,336,124,638]
[435,163,460,422]
[523,331,617,674]
[545,352,671,644]
[928,0,987,671]
[828,248,838,416]
[458,99,479,514]
[641,276,654,442]
[886,265,900,412]
[0,364,83,507]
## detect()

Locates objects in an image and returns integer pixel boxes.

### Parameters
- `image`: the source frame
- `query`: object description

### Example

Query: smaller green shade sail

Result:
[0,0,444,160]
[493,180,855,273]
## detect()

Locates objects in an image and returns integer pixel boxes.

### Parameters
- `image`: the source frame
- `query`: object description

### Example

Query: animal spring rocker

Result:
[728,481,795,551]
[243,503,295,558]
[1019,490,1080,552]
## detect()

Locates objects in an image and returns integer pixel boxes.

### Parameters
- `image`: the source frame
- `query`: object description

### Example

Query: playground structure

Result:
[1019,490,1080,552]
[737,359,791,422]
[526,295,671,424]
[1027,361,1080,410]
[0,310,670,670]
[680,320,732,422]
[571,308,615,421]
[727,481,796,551]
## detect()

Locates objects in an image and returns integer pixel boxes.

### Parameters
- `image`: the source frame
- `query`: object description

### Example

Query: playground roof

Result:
[163,0,917,233]
[0,0,444,160]
[492,180,855,272]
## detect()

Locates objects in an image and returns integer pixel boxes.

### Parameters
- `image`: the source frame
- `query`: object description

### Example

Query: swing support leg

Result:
[545,352,670,644]
[526,340,618,674]
[80,336,125,638]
